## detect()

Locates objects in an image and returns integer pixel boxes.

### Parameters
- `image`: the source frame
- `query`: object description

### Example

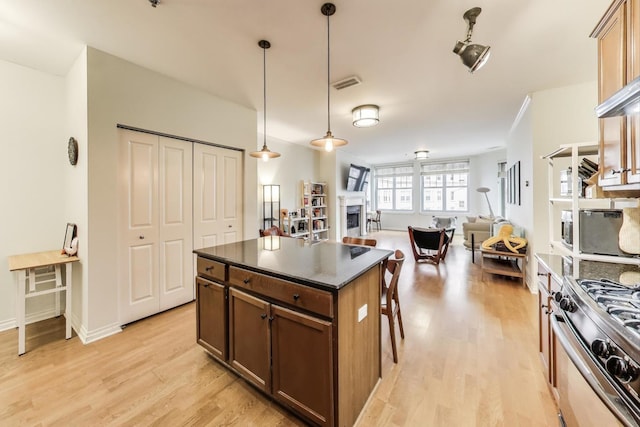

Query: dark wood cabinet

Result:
[228,288,271,393]
[271,304,333,426]
[194,250,383,427]
[196,277,227,361]
[537,259,561,403]
[593,0,640,190]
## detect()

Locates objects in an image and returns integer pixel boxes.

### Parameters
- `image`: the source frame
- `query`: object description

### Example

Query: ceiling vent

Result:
[332,76,362,90]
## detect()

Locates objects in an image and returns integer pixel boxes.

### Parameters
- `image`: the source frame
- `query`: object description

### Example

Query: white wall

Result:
[80,47,258,341]
[507,81,598,290]
[256,137,317,231]
[0,59,67,329]
[65,47,89,331]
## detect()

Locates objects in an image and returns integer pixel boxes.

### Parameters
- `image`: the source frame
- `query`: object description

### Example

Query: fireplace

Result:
[346,206,361,233]
[338,195,367,239]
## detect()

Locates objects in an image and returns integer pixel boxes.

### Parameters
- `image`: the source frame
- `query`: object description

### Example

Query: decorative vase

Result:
[619,207,640,255]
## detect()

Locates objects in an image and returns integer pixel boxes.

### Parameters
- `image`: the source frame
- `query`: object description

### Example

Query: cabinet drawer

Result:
[229,266,333,318]
[197,257,226,282]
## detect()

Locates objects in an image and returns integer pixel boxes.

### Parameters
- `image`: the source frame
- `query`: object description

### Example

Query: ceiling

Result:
[0,0,611,164]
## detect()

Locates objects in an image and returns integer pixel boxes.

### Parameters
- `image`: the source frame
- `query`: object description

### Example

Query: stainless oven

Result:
[552,314,628,426]
[552,276,640,427]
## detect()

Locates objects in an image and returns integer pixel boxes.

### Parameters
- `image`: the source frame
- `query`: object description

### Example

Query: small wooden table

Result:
[8,250,79,355]
[480,248,527,287]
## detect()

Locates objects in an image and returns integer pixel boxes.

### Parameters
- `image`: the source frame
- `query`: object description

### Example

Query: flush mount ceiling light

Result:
[250,40,281,161]
[310,3,348,152]
[352,104,379,128]
[453,7,491,73]
[414,150,429,160]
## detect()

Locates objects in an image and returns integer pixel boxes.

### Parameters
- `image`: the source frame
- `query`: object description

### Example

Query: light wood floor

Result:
[0,231,558,426]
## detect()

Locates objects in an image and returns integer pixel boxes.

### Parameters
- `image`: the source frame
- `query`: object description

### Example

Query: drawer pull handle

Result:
[205,266,213,272]
[139,235,145,240]
[260,313,267,319]
[243,278,250,284]
[537,272,547,277]
[203,283,210,288]
[293,294,300,301]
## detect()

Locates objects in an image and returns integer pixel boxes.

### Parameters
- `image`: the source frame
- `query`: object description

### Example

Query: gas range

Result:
[579,278,640,341]
[557,274,640,425]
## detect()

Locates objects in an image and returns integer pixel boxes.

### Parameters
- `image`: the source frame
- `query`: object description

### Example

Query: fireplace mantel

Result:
[338,195,367,239]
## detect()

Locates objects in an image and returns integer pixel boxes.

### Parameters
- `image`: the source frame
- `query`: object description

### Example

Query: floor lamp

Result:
[476,187,495,219]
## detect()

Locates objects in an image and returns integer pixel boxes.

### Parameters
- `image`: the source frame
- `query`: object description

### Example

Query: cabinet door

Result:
[538,284,552,385]
[228,288,271,393]
[271,304,333,426]
[629,0,640,82]
[598,4,627,187]
[196,277,226,360]
[627,0,640,184]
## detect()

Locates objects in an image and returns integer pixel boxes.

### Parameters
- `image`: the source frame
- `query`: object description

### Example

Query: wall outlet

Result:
[358,304,368,322]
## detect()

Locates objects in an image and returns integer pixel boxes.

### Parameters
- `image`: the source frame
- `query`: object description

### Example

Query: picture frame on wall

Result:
[507,161,522,206]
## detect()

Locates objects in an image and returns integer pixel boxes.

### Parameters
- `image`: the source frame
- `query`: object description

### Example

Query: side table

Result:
[8,250,80,355]
[480,248,527,287]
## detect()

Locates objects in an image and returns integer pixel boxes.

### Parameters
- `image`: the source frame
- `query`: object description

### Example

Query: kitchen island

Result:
[194,237,393,427]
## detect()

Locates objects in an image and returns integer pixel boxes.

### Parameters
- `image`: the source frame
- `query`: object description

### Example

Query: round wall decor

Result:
[68,137,78,165]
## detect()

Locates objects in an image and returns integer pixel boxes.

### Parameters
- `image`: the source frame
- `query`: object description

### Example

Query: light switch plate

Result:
[358,304,368,322]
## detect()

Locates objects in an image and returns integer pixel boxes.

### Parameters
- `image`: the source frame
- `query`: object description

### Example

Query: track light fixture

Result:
[250,40,281,161]
[453,7,491,73]
[310,3,348,152]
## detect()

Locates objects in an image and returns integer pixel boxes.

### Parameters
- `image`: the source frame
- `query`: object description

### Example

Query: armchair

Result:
[462,220,492,263]
[407,226,451,265]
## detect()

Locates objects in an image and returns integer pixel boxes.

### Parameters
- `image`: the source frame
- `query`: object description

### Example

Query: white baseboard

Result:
[0,308,64,332]
[77,322,122,344]
[0,311,122,345]
[0,318,15,332]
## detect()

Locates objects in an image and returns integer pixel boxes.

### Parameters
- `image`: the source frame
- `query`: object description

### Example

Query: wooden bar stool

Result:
[381,249,405,363]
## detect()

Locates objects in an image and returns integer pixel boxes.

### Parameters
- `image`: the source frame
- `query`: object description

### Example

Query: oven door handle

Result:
[551,313,637,426]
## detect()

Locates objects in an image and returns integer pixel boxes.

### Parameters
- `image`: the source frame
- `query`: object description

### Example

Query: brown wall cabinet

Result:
[592,0,640,190]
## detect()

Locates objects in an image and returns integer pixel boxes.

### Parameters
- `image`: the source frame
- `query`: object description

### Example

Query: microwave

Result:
[579,209,629,257]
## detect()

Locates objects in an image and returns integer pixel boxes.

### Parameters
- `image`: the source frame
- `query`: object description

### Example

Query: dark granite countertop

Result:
[535,253,640,286]
[194,237,393,291]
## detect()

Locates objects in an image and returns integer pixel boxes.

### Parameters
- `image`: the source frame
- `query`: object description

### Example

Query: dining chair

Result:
[342,236,377,247]
[381,249,405,363]
[368,209,382,231]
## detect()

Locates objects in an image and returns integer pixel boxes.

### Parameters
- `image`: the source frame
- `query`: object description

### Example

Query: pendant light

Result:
[250,40,281,161]
[310,3,348,152]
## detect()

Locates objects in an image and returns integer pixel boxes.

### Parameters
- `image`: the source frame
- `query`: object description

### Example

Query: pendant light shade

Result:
[250,40,281,161]
[310,3,348,152]
[452,7,491,73]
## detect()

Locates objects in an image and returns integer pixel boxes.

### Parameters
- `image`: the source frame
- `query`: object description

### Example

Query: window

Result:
[421,161,469,212]
[374,165,413,211]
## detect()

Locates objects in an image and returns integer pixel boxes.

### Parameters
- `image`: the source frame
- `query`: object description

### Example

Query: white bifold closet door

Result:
[118,130,193,325]
[193,142,243,250]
